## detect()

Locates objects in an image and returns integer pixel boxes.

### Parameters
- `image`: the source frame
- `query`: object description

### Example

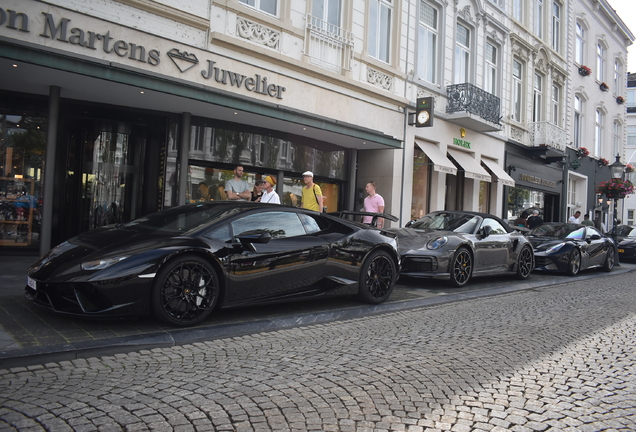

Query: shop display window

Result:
[411,147,430,220]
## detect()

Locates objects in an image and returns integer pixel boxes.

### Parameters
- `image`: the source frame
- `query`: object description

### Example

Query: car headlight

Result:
[546,243,565,253]
[81,256,129,271]
[427,236,448,250]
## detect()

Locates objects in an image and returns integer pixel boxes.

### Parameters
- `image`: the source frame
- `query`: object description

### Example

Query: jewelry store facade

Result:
[0,0,403,254]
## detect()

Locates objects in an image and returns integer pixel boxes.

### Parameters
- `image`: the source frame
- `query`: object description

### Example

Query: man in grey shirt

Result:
[225,165,251,201]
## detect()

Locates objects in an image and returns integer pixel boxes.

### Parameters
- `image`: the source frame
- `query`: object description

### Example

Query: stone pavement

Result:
[1,252,636,370]
[0,270,635,431]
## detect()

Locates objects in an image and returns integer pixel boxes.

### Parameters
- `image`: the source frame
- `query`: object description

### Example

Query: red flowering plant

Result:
[616,96,626,104]
[596,179,635,199]
[578,65,592,76]
[600,82,610,92]
[599,158,609,166]
[576,147,590,157]
[626,164,635,173]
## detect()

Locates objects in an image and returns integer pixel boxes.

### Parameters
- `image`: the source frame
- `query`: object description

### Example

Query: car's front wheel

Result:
[566,249,581,276]
[515,245,534,280]
[358,250,396,304]
[151,255,219,327]
[603,246,615,272]
[448,247,472,287]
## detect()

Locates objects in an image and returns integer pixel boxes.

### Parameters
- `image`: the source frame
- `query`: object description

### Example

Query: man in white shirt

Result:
[568,211,581,224]
[260,175,280,204]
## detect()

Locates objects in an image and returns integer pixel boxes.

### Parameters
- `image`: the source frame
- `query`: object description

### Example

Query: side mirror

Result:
[480,225,493,238]
[405,220,415,228]
[588,234,601,241]
[236,230,272,251]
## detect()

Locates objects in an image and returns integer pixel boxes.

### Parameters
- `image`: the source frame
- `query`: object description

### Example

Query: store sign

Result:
[453,138,471,149]
[0,6,286,100]
[519,173,557,188]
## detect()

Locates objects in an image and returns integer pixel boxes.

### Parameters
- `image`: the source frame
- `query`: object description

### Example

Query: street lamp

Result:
[608,155,626,248]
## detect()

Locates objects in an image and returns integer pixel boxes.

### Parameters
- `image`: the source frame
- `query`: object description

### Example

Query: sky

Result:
[607,0,636,72]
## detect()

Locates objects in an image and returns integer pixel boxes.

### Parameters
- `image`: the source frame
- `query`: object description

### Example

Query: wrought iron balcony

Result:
[446,83,501,132]
[530,122,567,152]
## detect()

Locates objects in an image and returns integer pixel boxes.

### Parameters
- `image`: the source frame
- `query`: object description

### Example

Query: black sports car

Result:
[25,202,399,326]
[528,223,615,275]
[391,211,534,287]
[615,224,636,261]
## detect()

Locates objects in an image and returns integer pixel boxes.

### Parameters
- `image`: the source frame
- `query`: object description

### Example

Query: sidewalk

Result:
[2,254,635,370]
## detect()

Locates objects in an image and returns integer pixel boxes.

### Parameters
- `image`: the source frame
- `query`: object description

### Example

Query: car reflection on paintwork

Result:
[389,211,535,287]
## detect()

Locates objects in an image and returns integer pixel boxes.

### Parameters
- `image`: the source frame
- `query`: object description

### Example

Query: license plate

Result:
[27,276,37,290]
[618,249,624,253]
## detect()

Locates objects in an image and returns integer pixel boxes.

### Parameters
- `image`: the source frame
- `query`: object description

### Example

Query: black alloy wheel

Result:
[449,247,472,287]
[566,249,581,276]
[358,250,396,304]
[151,255,219,326]
[515,245,534,279]
[603,246,615,272]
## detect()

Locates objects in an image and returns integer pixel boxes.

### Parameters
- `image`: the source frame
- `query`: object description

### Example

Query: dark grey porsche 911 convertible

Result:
[390,210,534,287]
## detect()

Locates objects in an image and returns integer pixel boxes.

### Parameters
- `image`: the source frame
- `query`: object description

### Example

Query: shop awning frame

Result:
[447,149,492,182]
[481,158,515,187]
[414,139,457,175]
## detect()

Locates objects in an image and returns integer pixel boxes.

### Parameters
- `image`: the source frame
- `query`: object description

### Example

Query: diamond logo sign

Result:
[167,49,199,73]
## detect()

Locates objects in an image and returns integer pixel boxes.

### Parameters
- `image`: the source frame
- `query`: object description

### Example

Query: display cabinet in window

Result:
[0,177,36,246]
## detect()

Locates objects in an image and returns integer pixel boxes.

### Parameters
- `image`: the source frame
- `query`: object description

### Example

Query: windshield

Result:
[124,203,245,233]
[410,213,480,234]
[530,223,581,239]
[616,225,636,237]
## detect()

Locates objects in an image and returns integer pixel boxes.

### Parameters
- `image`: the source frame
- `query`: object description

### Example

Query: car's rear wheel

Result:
[515,245,534,280]
[358,250,396,304]
[603,246,615,272]
[566,249,581,276]
[448,247,472,287]
[151,255,219,327]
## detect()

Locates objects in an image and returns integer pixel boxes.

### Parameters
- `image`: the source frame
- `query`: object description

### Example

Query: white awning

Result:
[447,149,492,182]
[481,158,515,187]
[414,139,457,175]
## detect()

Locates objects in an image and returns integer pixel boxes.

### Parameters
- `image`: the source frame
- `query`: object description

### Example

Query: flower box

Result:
[598,158,609,166]
[600,82,609,92]
[576,147,590,158]
[578,65,592,76]
[616,96,625,104]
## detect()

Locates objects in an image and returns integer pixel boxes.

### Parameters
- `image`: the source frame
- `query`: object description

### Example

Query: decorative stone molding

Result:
[510,126,524,142]
[367,68,393,91]
[236,17,280,50]
[458,6,476,26]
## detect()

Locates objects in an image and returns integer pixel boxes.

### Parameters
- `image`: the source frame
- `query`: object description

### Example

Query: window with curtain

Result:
[575,22,584,65]
[485,41,498,95]
[513,0,523,22]
[312,0,341,27]
[417,1,439,84]
[551,2,560,52]
[596,43,605,82]
[454,23,471,84]
[574,95,582,148]
[368,0,392,63]
[535,0,543,39]
[512,59,523,122]
[595,109,603,156]
[532,72,543,122]
[551,84,561,126]
[239,0,278,16]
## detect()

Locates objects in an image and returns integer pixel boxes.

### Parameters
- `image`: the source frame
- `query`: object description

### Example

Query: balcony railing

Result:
[446,83,501,126]
[305,14,354,73]
[530,122,566,152]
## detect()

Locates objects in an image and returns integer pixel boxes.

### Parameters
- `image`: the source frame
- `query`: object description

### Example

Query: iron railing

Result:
[446,83,501,125]
[530,122,567,152]
[305,14,354,73]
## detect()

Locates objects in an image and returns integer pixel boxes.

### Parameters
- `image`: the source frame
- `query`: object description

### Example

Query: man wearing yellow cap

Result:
[260,175,280,204]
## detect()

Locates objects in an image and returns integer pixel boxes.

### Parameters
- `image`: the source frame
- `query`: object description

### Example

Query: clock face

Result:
[417,110,429,124]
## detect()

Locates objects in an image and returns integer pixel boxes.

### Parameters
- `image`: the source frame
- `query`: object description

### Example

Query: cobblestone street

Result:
[1,271,635,432]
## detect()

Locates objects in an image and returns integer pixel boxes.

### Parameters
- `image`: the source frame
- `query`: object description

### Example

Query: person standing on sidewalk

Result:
[225,165,251,201]
[260,176,280,204]
[362,181,385,228]
[301,171,323,212]
[527,210,544,229]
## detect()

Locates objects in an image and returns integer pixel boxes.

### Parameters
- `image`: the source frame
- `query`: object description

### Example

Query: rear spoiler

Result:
[328,210,399,227]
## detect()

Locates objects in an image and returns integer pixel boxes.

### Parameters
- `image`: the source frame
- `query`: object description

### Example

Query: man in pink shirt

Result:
[362,181,385,227]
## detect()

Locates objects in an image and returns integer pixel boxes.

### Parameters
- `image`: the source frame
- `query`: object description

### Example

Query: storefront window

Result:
[187,165,261,203]
[507,186,544,224]
[282,177,339,212]
[411,147,430,220]
[478,181,490,213]
[0,114,46,249]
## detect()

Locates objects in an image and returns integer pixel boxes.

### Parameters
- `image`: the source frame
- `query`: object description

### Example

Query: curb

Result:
[2,266,635,370]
